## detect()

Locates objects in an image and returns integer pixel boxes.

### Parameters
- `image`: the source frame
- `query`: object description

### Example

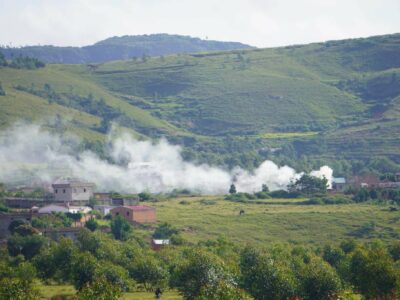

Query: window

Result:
[55,189,58,193]
[116,212,119,216]
[63,189,66,193]
[126,212,130,216]
[84,188,87,193]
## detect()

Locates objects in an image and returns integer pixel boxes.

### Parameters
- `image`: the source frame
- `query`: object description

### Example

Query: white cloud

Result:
[0,0,399,47]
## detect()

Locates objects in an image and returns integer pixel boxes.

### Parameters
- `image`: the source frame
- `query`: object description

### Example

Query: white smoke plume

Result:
[0,124,332,194]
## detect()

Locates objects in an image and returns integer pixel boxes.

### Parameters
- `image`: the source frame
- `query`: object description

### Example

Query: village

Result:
[0,178,171,250]
[1,173,400,242]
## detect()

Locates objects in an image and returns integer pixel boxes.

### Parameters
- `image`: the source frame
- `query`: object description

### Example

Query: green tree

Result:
[152,223,178,239]
[0,278,40,300]
[299,257,342,300]
[261,184,269,192]
[77,229,101,255]
[240,246,299,300]
[72,252,99,290]
[128,256,168,291]
[76,277,122,300]
[8,220,28,234]
[174,249,238,300]
[85,219,98,232]
[288,174,328,195]
[110,216,132,241]
[229,184,237,194]
[349,243,398,299]
[7,234,47,259]
[66,212,83,227]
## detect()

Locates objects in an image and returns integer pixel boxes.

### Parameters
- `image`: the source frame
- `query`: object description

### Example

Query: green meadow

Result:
[149,196,400,247]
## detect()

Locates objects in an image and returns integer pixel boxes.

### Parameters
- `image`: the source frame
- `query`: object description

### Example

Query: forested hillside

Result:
[0,34,252,64]
[0,33,399,176]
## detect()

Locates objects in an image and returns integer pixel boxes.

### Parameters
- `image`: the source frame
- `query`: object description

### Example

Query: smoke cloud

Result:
[0,124,332,194]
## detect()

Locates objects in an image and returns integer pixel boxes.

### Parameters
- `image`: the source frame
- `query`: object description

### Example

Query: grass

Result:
[38,282,182,299]
[148,196,400,246]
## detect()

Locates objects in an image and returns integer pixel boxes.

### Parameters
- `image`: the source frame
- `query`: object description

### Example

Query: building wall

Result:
[53,186,93,202]
[133,209,156,223]
[111,207,156,224]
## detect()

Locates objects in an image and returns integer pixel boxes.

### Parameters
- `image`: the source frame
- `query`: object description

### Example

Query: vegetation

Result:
[1,34,400,178]
[0,34,252,64]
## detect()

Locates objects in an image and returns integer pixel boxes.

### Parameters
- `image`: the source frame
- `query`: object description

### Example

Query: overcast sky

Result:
[0,0,399,48]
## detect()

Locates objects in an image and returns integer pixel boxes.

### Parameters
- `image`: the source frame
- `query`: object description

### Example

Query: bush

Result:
[269,190,300,198]
[254,191,271,199]
[225,192,256,202]
[302,197,352,205]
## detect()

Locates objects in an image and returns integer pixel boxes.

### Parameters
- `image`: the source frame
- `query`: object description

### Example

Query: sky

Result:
[0,0,399,48]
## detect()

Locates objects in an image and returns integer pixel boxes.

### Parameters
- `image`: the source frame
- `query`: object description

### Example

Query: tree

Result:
[13,224,40,236]
[66,212,83,227]
[77,229,101,255]
[174,249,239,300]
[7,234,47,259]
[138,192,152,201]
[8,220,28,234]
[76,277,122,300]
[85,219,98,232]
[240,246,299,300]
[72,252,99,290]
[349,243,398,299]
[152,223,178,239]
[0,278,40,300]
[128,256,168,291]
[288,174,328,195]
[229,184,237,194]
[261,184,269,192]
[110,216,132,241]
[299,257,342,300]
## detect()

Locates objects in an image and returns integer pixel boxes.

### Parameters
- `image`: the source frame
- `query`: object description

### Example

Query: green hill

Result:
[0,34,252,64]
[0,33,399,176]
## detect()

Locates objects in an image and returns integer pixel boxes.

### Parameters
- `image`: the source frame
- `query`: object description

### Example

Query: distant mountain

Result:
[0,34,253,64]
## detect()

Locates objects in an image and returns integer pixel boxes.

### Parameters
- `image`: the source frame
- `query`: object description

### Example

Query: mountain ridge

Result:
[0,33,253,64]
[0,32,399,176]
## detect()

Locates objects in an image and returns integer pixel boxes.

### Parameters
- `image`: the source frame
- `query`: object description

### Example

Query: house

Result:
[38,204,92,214]
[348,175,380,189]
[110,205,156,224]
[93,193,139,206]
[52,178,95,203]
[332,177,347,192]
[151,239,170,251]
[93,205,115,216]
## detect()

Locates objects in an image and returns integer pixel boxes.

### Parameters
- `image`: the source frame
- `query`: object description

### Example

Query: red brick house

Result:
[110,205,156,224]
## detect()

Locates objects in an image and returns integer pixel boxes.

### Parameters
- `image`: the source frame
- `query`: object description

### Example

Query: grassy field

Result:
[38,283,182,299]
[148,196,400,247]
